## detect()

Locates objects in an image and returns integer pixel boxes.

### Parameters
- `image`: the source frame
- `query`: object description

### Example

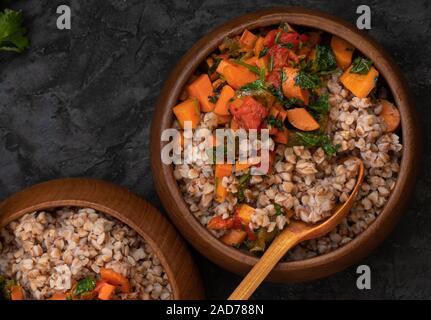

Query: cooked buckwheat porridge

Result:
[171,23,402,257]
[0,207,172,300]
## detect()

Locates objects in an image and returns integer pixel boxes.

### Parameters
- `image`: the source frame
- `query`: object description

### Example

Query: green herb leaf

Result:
[294,132,339,156]
[294,70,321,90]
[0,9,29,53]
[269,54,274,72]
[280,42,294,49]
[350,57,373,75]
[208,95,218,104]
[73,277,96,298]
[208,58,221,75]
[267,116,284,131]
[258,47,268,58]
[237,173,251,203]
[233,59,260,75]
[308,94,329,114]
[274,203,284,216]
[274,31,282,44]
[313,45,337,74]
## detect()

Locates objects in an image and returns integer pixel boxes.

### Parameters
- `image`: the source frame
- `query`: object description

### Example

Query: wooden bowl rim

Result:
[0,178,205,299]
[150,7,420,282]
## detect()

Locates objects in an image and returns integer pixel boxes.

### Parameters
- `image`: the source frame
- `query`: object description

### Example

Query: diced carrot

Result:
[239,29,257,49]
[282,67,310,105]
[237,204,254,225]
[215,177,227,203]
[215,163,232,178]
[220,229,247,246]
[278,109,287,122]
[254,36,265,56]
[286,108,320,131]
[244,56,258,66]
[48,292,67,300]
[100,268,130,293]
[273,128,289,144]
[216,60,258,89]
[330,36,355,70]
[173,98,201,129]
[98,283,116,300]
[379,99,401,132]
[255,56,269,75]
[207,216,234,230]
[214,85,235,116]
[340,65,379,98]
[269,106,280,118]
[187,74,215,112]
[10,285,24,300]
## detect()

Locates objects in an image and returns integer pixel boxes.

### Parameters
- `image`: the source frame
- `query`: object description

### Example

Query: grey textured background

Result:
[0,0,429,299]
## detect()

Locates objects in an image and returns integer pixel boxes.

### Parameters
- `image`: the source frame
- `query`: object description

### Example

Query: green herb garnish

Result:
[237,172,251,203]
[274,31,282,44]
[350,57,373,74]
[269,54,274,72]
[274,203,284,216]
[313,45,337,74]
[308,94,329,114]
[267,116,284,131]
[0,9,29,53]
[294,132,340,156]
[73,277,96,298]
[233,59,260,75]
[294,70,321,90]
[208,95,218,104]
[280,42,294,49]
[258,47,268,58]
[208,57,221,75]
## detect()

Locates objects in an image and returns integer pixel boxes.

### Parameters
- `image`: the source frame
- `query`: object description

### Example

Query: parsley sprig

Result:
[0,9,29,53]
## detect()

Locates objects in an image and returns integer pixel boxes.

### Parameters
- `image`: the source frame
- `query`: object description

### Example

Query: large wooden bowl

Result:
[0,178,205,299]
[150,8,420,282]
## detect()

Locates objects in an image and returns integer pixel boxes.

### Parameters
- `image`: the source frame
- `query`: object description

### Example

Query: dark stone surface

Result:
[0,0,429,299]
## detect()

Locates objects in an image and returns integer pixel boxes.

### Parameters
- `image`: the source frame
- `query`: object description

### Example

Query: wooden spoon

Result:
[228,157,364,300]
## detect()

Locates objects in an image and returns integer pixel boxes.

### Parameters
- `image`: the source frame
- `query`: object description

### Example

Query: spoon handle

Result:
[228,229,300,300]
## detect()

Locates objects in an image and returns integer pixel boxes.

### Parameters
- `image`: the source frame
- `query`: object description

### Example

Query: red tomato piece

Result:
[263,29,279,47]
[207,216,234,230]
[229,96,268,130]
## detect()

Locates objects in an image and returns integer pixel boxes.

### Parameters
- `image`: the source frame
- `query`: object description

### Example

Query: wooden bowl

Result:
[150,7,420,282]
[0,178,205,299]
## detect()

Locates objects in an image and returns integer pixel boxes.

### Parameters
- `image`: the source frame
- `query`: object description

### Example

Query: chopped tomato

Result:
[245,227,257,241]
[279,32,309,49]
[268,45,290,70]
[263,29,279,47]
[229,96,268,130]
[266,69,282,88]
[207,216,234,230]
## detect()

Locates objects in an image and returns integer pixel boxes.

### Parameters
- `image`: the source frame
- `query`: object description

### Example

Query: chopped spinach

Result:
[308,94,329,114]
[267,116,284,131]
[350,57,373,74]
[274,203,284,216]
[73,277,96,298]
[313,45,337,74]
[294,70,321,90]
[237,172,251,203]
[293,132,340,156]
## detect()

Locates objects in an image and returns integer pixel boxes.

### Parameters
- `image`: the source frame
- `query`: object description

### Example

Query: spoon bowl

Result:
[229,157,365,300]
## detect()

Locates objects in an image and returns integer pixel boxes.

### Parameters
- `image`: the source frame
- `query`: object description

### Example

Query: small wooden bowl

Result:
[0,178,205,299]
[150,8,420,282]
